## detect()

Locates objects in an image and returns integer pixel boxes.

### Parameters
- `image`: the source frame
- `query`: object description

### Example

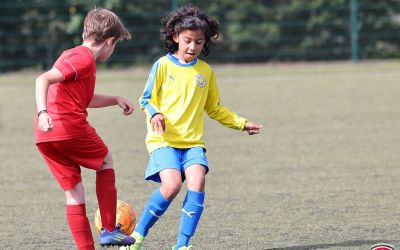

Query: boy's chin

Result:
[184,55,196,62]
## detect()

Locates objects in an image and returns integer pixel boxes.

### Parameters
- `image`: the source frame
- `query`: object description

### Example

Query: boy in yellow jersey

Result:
[121,5,261,250]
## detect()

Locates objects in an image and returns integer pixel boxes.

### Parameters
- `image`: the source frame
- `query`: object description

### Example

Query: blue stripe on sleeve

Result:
[139,60,160,117]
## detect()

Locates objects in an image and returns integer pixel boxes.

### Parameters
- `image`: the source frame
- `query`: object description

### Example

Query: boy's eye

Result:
[183,39,203,45]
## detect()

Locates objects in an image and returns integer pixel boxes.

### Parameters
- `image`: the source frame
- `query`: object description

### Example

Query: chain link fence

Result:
[1,0,400,72]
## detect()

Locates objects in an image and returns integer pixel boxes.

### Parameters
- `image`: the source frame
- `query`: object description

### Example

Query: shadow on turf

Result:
[267,240,395,250]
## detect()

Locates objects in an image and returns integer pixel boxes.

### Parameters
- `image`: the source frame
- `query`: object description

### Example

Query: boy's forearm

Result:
[35,76,50,112]
[206,104,247,130]
[88,94,118,108]
[35,68,64,113]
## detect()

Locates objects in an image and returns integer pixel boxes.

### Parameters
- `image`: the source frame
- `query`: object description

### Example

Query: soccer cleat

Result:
[172,245,192,250]
[118,231,145,250]
[99,224,135,247]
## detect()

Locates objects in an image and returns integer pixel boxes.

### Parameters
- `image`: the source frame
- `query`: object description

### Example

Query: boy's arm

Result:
[88,94,134,115]
[204,72,247,130]
[138,59,165,133]
[138,60,162,118]
[35,68,64,132]
[36,68,64,111]
[205,72,262,135]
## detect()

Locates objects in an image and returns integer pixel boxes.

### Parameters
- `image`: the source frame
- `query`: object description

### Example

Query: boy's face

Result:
[97,38,117,62]
[173,29,205,63]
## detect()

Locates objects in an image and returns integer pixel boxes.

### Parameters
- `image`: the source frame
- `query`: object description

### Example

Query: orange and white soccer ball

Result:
[94,200,136,235]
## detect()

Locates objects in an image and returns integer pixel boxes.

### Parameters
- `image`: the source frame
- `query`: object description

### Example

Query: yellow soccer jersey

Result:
[139,53,247,153]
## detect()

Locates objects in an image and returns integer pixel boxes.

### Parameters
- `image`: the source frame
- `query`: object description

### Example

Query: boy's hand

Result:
[151,113,165,134]
[38,113,53,132]
[116,96,134,115]
[244,121,262,135]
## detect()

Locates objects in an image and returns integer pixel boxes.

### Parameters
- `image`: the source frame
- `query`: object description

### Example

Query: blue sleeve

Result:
[139,60,161,117]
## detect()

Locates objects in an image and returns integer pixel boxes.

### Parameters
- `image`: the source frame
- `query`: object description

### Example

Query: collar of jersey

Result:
[78,45,95,61]
[167,52,198,67]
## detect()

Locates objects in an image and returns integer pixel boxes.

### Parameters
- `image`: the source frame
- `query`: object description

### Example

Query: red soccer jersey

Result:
[35,46,97,143]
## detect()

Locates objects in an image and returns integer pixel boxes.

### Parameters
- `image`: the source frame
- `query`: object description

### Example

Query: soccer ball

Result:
[94,200,136,235]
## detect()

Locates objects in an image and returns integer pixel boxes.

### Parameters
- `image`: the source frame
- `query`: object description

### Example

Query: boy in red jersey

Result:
[35,7,135,249]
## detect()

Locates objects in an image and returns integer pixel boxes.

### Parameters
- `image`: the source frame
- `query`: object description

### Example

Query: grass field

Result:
[1,61,400,249]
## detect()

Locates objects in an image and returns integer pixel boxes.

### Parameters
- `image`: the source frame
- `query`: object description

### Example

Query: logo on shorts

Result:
[371,243,395,250]
[195,74,206,88]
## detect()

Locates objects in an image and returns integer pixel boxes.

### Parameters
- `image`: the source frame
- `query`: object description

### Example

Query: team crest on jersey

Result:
[168,74,176,82]
[195,74,206,88]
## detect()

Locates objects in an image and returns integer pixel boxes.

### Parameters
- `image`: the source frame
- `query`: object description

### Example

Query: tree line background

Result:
[1,0,400,72]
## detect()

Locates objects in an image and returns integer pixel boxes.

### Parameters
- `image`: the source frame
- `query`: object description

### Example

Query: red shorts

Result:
[37,132,108,190]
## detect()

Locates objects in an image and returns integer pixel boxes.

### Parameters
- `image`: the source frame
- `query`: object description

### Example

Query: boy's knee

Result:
[186,176,205,192]
[99,152,113,171]
[185,165,206,192]
[161,182,182,200]
[65,182,85,205]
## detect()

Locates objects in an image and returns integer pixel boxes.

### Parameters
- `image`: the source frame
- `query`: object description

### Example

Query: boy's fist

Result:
[244,121,262,135]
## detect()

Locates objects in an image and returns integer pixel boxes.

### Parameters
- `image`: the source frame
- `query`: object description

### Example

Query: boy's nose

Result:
[188,42,196,50]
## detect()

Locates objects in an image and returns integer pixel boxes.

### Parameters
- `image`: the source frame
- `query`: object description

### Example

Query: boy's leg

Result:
[135,168,182,237]
[176,190,205,248]
[37,142,94,250]
[135,187,172,237]
[128,174,178,250]
[66,203,95,250]
[96,153,117,232]
[65,183,94,250]
[52,134,117,233]
[38,136,134,247]
[124,148,182,250]
[125,186,173,250]
[175,164,206,249]
[95,153,135,246]
[39,134,117,232]
[96,168,117,231]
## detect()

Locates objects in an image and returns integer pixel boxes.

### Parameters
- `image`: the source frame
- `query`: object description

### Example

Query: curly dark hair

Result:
[160,5,220,56]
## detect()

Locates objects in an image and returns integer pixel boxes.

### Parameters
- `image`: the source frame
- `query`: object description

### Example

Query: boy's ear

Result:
[107,37,117,45]
[173,34,179,43]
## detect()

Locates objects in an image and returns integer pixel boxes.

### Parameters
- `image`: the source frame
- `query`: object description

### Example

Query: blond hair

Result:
[83,7,131,45]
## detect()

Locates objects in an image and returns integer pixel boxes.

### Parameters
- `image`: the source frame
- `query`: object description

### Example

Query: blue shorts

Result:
[145,146,209,183]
